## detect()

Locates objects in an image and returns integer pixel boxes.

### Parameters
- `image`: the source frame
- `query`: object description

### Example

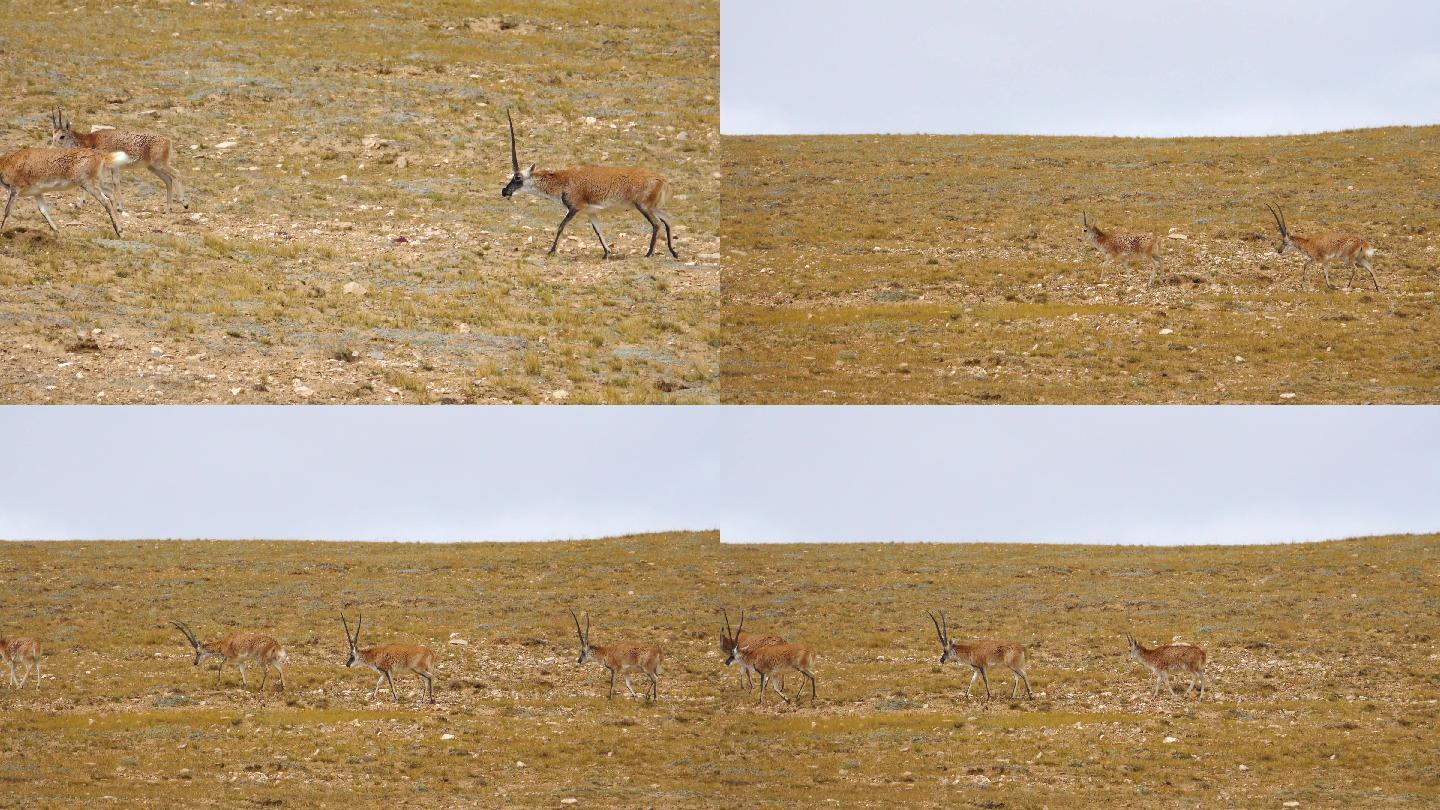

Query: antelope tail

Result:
[104,151,136,169]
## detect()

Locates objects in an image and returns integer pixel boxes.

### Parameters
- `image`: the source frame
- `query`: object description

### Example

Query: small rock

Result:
[1238,764,1248,771]
[1158,328,1173,335]
[342,281,368,296]
[229,388,243,396]
[561,801,577,806]
[1163,736,1178,744]
[550,389,569,401]
[1283,803,1300,808]
[1234,355,1245,363]
[1279,392,1296,400]
[292,380,314,397]
[440,733,455,741]
[214,140,238,149]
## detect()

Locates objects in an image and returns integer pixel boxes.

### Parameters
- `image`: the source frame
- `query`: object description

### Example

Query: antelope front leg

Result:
[257,664,268,692]
[34,196,61,234]
[623,675,638,699]
[215,660,225,687]
[238,664,249,690]
[549,207,579,256]
[771,674,791,704]
[1,187,16,231]
[608,668,616,700]
[371,674,385,701]
[966,668,980,698]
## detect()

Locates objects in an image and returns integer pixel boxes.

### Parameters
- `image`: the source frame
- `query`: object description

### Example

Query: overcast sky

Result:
[1,407,1436,546]
[722,0,1440,136]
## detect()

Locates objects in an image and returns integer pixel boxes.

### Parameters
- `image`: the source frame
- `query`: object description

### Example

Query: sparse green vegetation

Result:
[722,128,1440,403]
[1,532,1435,806]
[0,0,719,403]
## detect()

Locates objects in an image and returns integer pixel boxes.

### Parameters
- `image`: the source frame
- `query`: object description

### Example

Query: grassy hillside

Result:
[2,532,1435,806]
[722,127,1440,403]
[0,0,718,403]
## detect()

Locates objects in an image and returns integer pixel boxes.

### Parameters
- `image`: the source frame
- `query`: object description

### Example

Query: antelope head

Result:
[1125,633,1141,662]
[49,109,78,148]
[570,609,593,664]
[500,109,536,198]
[720,608,739,657]
[169,620,215,667]
[1082,212,1100,243]
[928,610,954,664]
[341,611,364,668]
[723,612,747,667]
[1266,203,1297,255]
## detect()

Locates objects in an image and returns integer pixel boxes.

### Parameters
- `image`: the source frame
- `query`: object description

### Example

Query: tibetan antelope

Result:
[1126,635,1206,699]
[0,146,129,237]
[501,110,679,260]
[1082,212,1165,285]
[724,612,817,705]
[927,611,1033,700]
[170,620,289,692]
[0,635,42,689]
[570,610,663,701]
[720,608,785,690]
[51,109,188,213]
[1265,203,1378,291]
[341,612,435,703]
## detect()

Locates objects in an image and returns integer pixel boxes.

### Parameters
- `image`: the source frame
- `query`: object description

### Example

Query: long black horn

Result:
[927,611,945,646]
[722,608,732,638]
[170,619,198,649]
[1266,203,1286,236]
[341,613,352,645]
[570,609,585,645]
[1082,211,1088,228]
[507,108,520,174]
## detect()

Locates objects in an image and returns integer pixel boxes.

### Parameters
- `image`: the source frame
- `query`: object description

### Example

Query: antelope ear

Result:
[525,164,535,177]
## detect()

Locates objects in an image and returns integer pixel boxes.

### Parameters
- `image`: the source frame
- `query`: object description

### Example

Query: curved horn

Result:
[927,610,946,647]
[507,108,520,175]
[722,608,732,639]
[1082,211,1088,228]
[341,613,353,645]
[1266,202,1286,236]
[170,619,199,649]
[570,609,585,646]
[355,611,363,645]
[734,610,745,640]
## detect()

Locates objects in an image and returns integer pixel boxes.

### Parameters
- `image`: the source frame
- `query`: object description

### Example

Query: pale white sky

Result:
[1,407,1436,545]
[722,0,1440,136]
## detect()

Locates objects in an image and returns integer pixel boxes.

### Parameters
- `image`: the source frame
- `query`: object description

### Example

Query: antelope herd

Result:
[0,611,1212,710]
[0,107,682,259]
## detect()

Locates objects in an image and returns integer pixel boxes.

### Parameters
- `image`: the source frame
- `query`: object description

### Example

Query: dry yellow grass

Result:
[1,532,1435,806]
[0,0,719,403]
[722,127,1440,403]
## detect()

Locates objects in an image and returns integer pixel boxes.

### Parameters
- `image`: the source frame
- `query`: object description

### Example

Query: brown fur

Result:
[1285,232,1378,290]
[0,636,42,689]
[929,611,1034,699]
[1128,636,1206,698]
[1083,218,1165,284]
[341,613,436,703]
[572,611,663,701]
[735,642,818,705]
[0,147,126,237]
[720,609,784,690]
[51,111,187,212]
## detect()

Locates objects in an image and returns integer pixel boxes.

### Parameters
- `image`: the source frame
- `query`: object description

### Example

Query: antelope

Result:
[0,635,42,689]
[0,146,129,237]
[1082,212,1164,285]
[1265,203,1378,291]
[169,620,289,692]
[927,611,1033,700]
[720,608,785,690]
[50,109,188,213]
[340,612,435,703]
[1126,635,1206,699]
[501,109,679,260]
[570,610,663,701]
[724,612,817,705]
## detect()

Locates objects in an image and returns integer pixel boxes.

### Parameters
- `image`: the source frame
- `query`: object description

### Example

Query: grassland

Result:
[0,0,718,403]
[722,128,1440,403]
[1,532,1435,807]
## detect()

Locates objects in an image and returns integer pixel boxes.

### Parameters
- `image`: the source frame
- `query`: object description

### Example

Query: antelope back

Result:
[220,633,285,663]
[534,166,668,209]
[364,643,434,674]
[594,642,662,674]
[748,642,815,674]
[1141,643,1205,671]
[1296,233,1371,261]
[0,148,108,190]
[954,640,1025,669]
[0,637,41,662]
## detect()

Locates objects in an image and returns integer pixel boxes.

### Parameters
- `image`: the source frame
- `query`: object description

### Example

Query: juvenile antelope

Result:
[51,109,188,213]
[927,611,1033,700]
[570,610,663,701]
[0,635,42,689]
[724,612,817,706]
[0,146,129,237]
[1126,634,1206,699]
[720,608,784,690]
[170,620,288,692]
[1266,203,1378,291]
[1082,212,1165,285]
[501,110,679,260]
[341,612,435,703]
